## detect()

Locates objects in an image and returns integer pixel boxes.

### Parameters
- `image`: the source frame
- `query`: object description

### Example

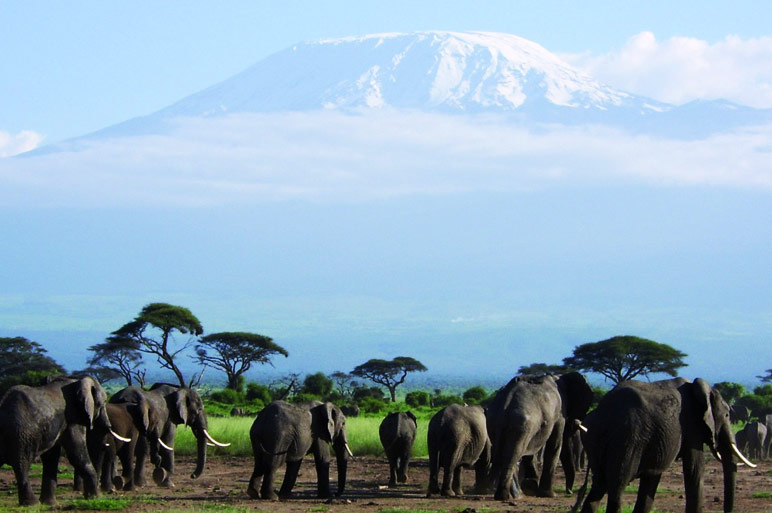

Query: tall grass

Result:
[172,415,430,458]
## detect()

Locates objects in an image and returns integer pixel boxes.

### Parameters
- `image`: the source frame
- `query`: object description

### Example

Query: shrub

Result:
[303,372,333,397]
[208,388,243,405]
[359,397,389,414]
[432,394,464,408]
[405,390,431,407]
[245,382,272,404]
[353,385,385,402]
[462,386,488,404]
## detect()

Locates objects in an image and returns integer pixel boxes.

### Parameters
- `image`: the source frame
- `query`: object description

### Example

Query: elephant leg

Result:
[387,455,398,488]
[632,473,662,513]
[134,436,148,487]
[427,447,441,495]
[452,465,463,496]
[579,475,607,513]
[39,444,62,506]
[117,442,135,490]
[246,454,264,500]
[537,425,562,497]
[73,470,83,492]
[561,439,576,494]
[519,455,539,495]
[279,459,302,498]
[681,446,705,513]
[12,457,37,506]
[313,456,332,498]
[260,459,279,500]
[398,452,410,484]
[494,435,524,500]
[156,431,176,488]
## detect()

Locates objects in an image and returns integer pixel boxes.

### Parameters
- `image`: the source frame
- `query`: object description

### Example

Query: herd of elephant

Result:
[0,373,760,513]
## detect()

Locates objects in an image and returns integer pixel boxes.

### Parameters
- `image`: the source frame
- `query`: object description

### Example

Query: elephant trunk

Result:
[190,428,207,479]
[333,439,349,496]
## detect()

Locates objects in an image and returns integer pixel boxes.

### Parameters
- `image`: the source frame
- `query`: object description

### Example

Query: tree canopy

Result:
[517,362,573,376]
[0,336,65,394]
[563,335,687,384]
[88,335,145,386]
[195,331,287,390]
[111,302,203,387]
[351,356,427,402]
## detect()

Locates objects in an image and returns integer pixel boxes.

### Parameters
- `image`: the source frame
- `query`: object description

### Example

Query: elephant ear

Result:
[171,390,189,426]
[406,411,417,426]
[129,400,150,434]
[76,377,97,429]
[691,378,716,445]
[557,372,594,421]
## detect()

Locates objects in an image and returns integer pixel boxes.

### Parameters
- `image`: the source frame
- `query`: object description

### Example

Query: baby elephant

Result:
[428,404,491,497]
[379,411,417,487]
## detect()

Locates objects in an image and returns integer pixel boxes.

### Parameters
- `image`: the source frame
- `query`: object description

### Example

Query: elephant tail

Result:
[570,462,591,513]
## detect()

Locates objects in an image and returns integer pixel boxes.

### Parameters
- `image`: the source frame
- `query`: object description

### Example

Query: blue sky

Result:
[2,2,772,385]
[2,1,772,144]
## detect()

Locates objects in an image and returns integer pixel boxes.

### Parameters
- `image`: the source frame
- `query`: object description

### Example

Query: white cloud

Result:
[1,111,771,207]
[563,32,772,108]
[0,130,44,157]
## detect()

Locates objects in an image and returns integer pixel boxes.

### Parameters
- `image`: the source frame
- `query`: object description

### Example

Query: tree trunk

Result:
[389,387,396,402]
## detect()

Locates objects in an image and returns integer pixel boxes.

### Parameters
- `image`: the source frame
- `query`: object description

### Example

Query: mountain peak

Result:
[158,31,651,119]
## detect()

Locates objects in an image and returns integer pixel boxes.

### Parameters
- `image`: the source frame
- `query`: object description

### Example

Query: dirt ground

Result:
[1,455,771,512]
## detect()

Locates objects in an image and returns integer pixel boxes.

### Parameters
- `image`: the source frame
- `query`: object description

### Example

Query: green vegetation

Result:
[65,498,134,511]
[752,491,772,499]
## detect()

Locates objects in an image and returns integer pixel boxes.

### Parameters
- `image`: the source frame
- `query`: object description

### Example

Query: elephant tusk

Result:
[577,423,588,433]
[732,443,757,468]
[111,430,132,443]
[710,446,722,462]
[158,438,174,451]
[344,442,356,460]
[203,428,231,447]
[206,442,215,447]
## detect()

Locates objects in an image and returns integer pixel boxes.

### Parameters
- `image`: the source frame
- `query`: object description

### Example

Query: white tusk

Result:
[577,423,588,433]
[203,429,231,447]
[206,442,215,447]
[711,446,722,462]
[111,430,132,443]
[732,443,757,468]
[344,443,355,460]
[158,438,174,451]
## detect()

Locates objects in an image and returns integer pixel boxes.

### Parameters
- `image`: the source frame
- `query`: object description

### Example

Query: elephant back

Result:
[251,401,313,456]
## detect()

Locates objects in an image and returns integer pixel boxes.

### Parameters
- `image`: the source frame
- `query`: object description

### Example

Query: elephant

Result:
[0,376,123,505]
[74,402,143,493]
[109,383,229,488]
[427,404,491,497]
[486,372,593,500]
[379,411,417,487]
[762,413,772,459]
[247,400,353,500]
[576,377,755,513]
[737,420,767,460]
[341,405,360,417]
[230,407,246,417]
[729,404,750,424]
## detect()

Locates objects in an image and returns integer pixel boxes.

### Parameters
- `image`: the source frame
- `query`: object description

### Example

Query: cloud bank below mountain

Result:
[2,111,772,207]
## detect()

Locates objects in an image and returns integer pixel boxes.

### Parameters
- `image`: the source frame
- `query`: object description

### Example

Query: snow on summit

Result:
[157,31,651,118]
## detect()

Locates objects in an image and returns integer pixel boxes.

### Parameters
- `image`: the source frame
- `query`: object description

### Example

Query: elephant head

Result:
[556,371,594,427]
[310,402,352,496]
[682,378,754,513]
[151,384,230,480]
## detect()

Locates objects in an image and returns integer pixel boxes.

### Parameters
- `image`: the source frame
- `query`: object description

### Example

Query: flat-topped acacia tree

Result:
[195,332,288,390]
[351,356,427,402]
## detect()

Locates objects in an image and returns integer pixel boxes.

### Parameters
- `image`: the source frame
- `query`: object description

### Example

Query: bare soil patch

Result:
[1,455,771,512]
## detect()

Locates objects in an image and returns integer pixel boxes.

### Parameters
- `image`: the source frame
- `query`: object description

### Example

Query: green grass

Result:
[173,414,431,458]
[752,491,772,499]
[64,498,133,510]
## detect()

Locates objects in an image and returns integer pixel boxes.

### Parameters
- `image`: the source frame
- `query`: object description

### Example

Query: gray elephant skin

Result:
[577,377,754,513]
[109,383,228,488]
[736,420,767,460]
[248,400,352,500]
[0,376,113,505]
[379,411,417,487]
[486,372,593,500]
[427,404,491,497]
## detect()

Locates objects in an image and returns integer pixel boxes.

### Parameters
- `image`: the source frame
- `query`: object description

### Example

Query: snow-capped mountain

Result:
[42,31,772,145]
[158,31,660,116]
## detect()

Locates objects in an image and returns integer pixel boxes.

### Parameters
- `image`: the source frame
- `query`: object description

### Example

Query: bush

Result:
[353,385,385,402]
[462,386,488,405]
[359,397,389,414]
[245,382,272,405]
[208,388,243,405]
[405,390,431,407]
[303,372,333,397]
[432,394,464,408]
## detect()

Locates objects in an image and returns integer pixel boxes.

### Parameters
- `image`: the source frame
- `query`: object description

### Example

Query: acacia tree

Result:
[0,337,65,393]
[351,356,427,402]
[88,335,145,386]
[330,371,357,399]
[195,332,288,390]
[563,335,687,384]
[111,302,203,387]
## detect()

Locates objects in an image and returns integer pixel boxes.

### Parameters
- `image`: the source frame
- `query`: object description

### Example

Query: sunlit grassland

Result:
[173,415,430,458]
